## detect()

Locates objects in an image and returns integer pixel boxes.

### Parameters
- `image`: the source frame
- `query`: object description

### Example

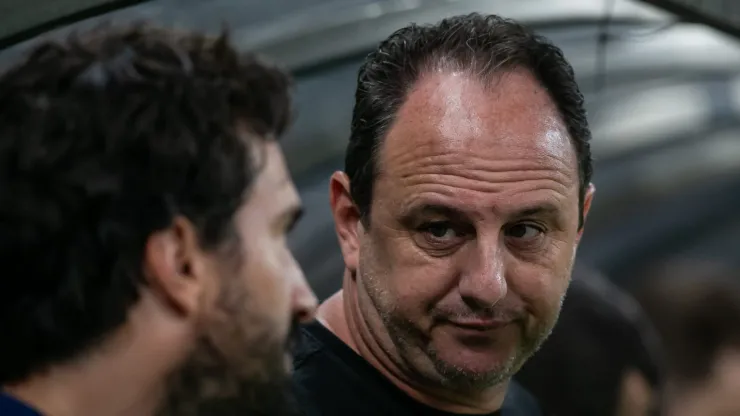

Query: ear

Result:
[142,216,211,318]
[576,183,595,243]
[329,171,362,274]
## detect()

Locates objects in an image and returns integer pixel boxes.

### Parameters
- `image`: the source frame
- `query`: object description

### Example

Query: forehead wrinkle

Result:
[401,151,573,176]
[377,149,576,213]
[401,171,571,192]
[396,181,574,224]
[381,120,577,188]
[383,135,576,183]
[376,69,580,209]
[388,149,575,185]
[398,176,572,207]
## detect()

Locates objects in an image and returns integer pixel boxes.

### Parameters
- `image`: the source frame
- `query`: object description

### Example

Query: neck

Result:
[4,342,165,416]
[3,293,187,416]
[317,271,507,414]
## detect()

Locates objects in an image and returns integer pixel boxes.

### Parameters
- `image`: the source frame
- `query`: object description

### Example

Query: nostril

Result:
[293,282,319,324]
[295,298,319,324]
[296,308,314,324]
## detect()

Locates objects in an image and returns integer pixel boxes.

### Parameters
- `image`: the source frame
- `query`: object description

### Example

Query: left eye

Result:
[505,224,543,240]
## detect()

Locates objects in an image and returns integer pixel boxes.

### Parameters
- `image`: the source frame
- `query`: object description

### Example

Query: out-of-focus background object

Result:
[634,259,740,416]
[637,0,740,39]
[515,264,662,416]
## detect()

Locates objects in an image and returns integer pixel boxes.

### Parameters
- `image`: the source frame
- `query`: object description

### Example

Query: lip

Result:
[446,318,512,331]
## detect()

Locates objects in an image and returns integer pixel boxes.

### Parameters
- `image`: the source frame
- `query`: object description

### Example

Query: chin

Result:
[427,338,521,387]
[449,348,515,373]
[432,354,516,389]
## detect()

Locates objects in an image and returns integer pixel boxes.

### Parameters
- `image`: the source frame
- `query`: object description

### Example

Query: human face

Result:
[158,141,317,416]
[343,70,592,391]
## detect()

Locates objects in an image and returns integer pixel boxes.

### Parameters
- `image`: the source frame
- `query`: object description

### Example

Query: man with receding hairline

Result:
[291,13,594,416]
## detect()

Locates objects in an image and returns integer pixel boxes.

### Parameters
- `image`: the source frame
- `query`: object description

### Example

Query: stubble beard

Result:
[154,274,298,416]
[358,244,563,394]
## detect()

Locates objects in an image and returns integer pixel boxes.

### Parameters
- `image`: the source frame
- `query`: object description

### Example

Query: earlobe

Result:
[142,216,206,317]
[329,171,361,273]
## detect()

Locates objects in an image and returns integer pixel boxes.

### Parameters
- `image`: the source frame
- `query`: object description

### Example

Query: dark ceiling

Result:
[638,0,740,39]
[4,0,740,52]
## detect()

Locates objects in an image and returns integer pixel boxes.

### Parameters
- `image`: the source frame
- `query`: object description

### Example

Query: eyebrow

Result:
[400,203,470,223]
[511,203,561,219]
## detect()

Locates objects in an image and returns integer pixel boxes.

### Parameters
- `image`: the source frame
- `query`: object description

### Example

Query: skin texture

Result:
[324,69,594,413]
[6,141,317,416]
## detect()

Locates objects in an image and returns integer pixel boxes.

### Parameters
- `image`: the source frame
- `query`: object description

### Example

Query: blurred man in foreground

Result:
[516,265,662,416]
[0,25,317,416]
[637,260,740,416]
[292,13,594,416]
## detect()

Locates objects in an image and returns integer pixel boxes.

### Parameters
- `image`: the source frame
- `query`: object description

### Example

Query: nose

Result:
[458,236,507,309]
[292,271,318,324]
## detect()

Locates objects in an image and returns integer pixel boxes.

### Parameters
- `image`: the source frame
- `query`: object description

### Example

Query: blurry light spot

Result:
[591,84,710,156]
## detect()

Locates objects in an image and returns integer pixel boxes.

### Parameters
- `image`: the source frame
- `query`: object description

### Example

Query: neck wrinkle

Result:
[318,271,506,414]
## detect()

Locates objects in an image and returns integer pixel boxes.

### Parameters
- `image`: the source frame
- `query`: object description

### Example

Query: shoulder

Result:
[293,322,326,368]
[291,322,356,416]
[292,323,336,393]
[291,325,326,416]
[502,380,543,416]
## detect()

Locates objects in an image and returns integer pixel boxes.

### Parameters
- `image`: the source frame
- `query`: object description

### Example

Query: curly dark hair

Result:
[346,13,592,227]
[0,24,292,384]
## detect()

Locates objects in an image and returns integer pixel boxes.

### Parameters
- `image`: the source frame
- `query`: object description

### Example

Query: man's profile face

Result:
[352,70,591,390]
[159,141,317,416]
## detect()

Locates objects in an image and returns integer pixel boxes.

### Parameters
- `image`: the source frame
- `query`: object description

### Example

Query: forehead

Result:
[379,69,578,182]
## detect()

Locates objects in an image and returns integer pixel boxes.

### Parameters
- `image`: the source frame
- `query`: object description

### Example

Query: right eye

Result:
[414,221,469,255]
[419,222,458,240]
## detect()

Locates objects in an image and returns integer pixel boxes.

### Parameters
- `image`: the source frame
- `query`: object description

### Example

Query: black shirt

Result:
[292,321,542,416]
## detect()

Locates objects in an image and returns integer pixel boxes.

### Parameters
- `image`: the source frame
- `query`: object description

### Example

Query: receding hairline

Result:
[374,65,576,171]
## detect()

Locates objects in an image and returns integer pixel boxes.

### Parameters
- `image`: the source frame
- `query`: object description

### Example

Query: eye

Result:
[285,216,299,235]
[419,221,458,241]
[505,223,544,240]
[412,220,469,255]
[283,207,304,235]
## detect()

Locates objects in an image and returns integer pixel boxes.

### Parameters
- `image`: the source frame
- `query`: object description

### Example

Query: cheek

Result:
[240,243,293,327]
[505,250,572,316]
[361,231,458,315]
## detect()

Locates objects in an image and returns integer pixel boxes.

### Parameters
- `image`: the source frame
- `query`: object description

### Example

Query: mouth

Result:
[445,318,513,331]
